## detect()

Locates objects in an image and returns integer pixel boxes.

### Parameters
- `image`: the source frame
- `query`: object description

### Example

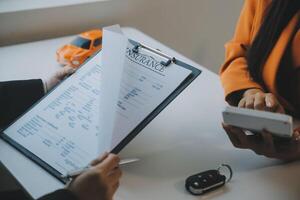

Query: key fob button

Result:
[185,170,226,195]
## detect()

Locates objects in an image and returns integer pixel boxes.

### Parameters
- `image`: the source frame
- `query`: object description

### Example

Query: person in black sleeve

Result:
[0,67,76,130]
[0,66,122,200]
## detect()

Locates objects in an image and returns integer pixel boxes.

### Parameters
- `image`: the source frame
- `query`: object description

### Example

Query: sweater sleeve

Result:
[0,79,45,130]
[219,0,264,104]
[38,189,78,200]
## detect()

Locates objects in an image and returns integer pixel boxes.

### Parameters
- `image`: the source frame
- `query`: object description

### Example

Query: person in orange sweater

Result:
[220,0,300,160]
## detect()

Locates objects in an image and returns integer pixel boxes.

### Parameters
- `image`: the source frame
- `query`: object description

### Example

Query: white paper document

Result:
[4,55,102,175]
[3,25,192,176]
[98,25,128,153]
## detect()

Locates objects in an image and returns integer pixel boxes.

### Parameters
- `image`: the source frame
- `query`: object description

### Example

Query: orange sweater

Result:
[220,0,300,110]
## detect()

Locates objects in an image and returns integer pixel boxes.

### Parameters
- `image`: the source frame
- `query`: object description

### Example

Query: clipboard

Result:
[0,38,201,184]
[112,39,201,153]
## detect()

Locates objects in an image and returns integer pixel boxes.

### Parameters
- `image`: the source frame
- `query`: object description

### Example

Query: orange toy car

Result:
[56,29,102,67]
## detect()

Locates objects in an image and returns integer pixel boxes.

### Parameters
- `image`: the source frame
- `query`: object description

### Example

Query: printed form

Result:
[3,26,192,176]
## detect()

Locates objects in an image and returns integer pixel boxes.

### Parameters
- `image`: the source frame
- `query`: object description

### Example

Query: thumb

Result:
[265,95,275,108]
[265,94,280,112]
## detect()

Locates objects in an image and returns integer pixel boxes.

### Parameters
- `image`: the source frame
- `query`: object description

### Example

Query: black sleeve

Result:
[225,89,246,106]
[0,190,32,200]
[38,189,78,200]
[0,79,44,130]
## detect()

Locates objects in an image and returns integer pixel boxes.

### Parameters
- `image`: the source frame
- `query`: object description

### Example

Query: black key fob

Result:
[185,164,232,195]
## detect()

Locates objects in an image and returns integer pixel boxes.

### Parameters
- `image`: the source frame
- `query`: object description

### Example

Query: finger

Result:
[223,125,248,148]
[245,96,255,109]
[294,126,300,133]
[238,98,246,108]
[222,124,241,146]
[254,93,266,110]
[261,130,276,154]
[63,66,76,76]
[265,94,278,112]
[222,123,233,131]
[95,154,120,173]
[265,93,285,114]
[274,104,285,114]
[90,152,109,166]
[236,130,253,149]
[245,135,264,155]
[108,168,122,184]
[111,182,120,194]
[55,66,76,80]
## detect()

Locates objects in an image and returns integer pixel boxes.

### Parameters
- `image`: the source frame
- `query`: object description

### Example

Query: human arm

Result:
[219,0,264,105]
[0,79,44,129]
[38,189,78,200]
[0,66,75,130]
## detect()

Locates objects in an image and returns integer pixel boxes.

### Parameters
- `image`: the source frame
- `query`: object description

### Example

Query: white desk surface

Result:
[1,27,300,200]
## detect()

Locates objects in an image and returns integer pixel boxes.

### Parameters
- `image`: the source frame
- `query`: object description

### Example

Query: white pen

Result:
[62,158,139,179]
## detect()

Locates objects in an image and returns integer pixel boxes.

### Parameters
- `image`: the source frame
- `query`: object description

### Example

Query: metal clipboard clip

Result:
[131,41,176,67]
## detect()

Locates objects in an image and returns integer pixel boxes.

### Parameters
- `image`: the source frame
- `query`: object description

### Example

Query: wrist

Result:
[42,80,48,94]
[39,189,79,200]
[65,184,80,200]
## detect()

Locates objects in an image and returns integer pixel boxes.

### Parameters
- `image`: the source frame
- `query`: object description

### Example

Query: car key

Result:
[185,164,233,195]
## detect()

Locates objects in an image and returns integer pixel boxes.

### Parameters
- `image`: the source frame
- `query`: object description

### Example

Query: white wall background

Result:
[0,0,244,73]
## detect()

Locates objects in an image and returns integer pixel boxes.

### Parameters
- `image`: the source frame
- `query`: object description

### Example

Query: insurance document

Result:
[2,26,192,176]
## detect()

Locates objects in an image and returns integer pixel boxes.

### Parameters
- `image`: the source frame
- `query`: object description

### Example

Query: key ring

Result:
[217,164,233,183]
